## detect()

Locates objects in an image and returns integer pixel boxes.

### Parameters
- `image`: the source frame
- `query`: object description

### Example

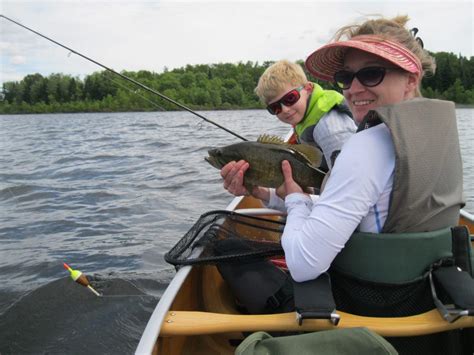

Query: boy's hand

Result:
[276,160,304,199]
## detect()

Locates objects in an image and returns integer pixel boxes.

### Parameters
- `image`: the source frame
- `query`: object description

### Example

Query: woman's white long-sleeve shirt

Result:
[269,124,395,282]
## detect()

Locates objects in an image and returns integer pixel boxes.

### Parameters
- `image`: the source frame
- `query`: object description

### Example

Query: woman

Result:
[221,15,464,282]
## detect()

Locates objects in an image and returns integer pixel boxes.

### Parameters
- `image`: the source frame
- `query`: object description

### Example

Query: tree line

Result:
[1,51,473,114]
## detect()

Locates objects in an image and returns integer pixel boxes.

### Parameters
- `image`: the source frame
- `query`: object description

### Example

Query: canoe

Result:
[136,191,474,354]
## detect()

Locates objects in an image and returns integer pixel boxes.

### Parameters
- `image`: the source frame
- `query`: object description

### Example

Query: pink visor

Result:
[305,35,422,82]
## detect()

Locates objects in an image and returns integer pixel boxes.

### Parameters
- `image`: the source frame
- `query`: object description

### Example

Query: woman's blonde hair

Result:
[255,60,308,104]
[334,15,435,96]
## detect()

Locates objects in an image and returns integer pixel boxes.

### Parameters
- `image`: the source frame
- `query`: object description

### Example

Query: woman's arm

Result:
[281,125,395,282]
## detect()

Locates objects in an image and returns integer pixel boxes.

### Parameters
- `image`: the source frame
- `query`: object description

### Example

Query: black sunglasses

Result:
[334,66,401,90]
[266,86,304,115]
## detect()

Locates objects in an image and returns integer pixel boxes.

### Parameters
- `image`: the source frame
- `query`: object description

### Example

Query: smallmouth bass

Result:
[205,135,326,189]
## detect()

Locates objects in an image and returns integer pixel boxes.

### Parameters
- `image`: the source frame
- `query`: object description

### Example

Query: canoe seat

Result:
[164,256,474,338]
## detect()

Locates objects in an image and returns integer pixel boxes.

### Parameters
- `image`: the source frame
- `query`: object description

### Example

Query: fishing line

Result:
[102,73,167,112]
[1,14,248,141]
[92,278,161,298]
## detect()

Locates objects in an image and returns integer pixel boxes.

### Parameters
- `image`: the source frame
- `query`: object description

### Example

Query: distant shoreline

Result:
[1,105,473,117]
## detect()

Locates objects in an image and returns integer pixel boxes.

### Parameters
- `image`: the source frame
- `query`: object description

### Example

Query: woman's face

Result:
[342,49,419,123]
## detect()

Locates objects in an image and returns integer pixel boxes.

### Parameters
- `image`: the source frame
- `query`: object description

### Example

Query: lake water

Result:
[0,108,472,354]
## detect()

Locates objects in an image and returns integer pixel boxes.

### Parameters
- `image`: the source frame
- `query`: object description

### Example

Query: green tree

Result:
[84,72,117,100]
[2,53,474,114]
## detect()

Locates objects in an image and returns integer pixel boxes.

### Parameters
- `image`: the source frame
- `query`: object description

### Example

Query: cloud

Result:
[1,1,472,84]
[10,56,26,65]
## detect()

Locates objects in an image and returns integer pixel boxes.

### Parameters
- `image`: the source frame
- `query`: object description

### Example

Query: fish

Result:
[205,134,326,190]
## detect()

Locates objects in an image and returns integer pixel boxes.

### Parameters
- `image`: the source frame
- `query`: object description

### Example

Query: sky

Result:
[1,0,473,85]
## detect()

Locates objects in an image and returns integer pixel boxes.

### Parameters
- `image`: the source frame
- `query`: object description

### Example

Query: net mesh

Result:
[165,210,285,266]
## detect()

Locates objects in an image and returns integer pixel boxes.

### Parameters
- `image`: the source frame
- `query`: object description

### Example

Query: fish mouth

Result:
[205,156,220,169]
[205,149,225,169]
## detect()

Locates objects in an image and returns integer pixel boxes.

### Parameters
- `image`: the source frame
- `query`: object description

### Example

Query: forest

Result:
[1,51,473,114]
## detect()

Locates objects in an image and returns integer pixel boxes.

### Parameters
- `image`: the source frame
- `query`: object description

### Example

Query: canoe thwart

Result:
[160,310,474,337]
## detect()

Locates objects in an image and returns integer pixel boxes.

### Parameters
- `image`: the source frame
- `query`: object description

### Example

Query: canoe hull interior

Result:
[155,266,241,354]
[147,198,474,355]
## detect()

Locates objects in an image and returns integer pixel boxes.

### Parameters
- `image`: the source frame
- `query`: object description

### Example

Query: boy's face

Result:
[268,83,311,126]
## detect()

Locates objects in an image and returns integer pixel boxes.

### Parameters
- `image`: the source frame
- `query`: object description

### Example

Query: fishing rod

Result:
[0,14,248,141]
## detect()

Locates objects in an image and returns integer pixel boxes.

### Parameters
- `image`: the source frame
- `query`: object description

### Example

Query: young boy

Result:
[255,60,356,170]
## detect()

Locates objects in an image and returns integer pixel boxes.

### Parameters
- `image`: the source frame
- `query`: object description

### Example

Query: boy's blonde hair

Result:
[255,60,308,104]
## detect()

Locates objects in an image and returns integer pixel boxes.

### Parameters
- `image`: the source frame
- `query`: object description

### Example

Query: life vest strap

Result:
[451,225,473,275]
[293,273,340,326]
[430,258,474,323]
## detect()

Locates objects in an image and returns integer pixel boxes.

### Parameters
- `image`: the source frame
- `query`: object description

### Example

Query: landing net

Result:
[165,210,285,266]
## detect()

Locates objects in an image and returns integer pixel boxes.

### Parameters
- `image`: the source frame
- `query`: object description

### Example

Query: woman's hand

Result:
[221,160,270,201]
[221,160,249,196]
[276,160,304,199]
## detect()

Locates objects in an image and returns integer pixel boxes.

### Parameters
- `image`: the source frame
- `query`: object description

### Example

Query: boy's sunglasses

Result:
[334,66,401,90]
[267,86,304,115]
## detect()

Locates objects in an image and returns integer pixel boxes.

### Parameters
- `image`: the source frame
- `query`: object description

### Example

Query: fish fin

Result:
[257,134,324,169]
[290,144,324,168]
[257,134,286,145]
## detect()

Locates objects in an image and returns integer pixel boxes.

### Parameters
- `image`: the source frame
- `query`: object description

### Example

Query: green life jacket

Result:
[294,83,344,145]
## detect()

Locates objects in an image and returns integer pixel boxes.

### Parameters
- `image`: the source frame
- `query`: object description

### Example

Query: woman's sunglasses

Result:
[266,86,304,115]
[334,66,401,90]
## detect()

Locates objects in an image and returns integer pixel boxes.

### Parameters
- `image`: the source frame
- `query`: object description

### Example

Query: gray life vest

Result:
[359,98,464,233]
